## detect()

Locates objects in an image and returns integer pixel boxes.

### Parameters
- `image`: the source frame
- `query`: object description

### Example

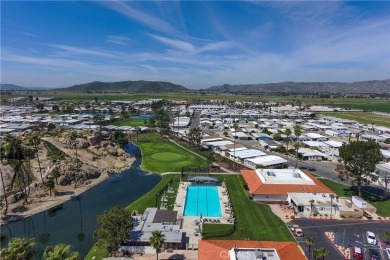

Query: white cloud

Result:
[147,34,195,52]
[50,44,117,58]
[106,35,132,46]
[100,1,178,36]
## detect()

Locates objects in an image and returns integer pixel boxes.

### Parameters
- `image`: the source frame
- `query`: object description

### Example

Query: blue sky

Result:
[1,1,389,89]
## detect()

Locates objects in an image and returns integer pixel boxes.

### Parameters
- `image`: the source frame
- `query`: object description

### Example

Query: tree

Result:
[45,179,55,195]
[149,230,165,260]
[36,103,45,111]
[329,194,335,218]
[272,130,283,141]
[68,131,80,188]
[29,134,44,184]
[52,105,60,112]
[294,125,302,169]
[305,237,314,259]
[92,113,105,130]
[188,127,202,147]
[316,247,329,260]
[284,128,292,157]
[0,237,37,260]
[93,206,132,253]
[382,231,390,244]
[50,167,60,185]
[309,199,315,217]
[43,243,80,260]
[339,141,383,197]
[0,168,8,215]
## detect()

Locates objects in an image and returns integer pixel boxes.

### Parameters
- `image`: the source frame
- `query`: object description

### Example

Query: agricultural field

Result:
[320,112,390,128]
[333,102,390,113]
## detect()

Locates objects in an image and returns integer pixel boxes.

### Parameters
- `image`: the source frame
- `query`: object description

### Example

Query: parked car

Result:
[290,225,304,237]
[366,231,377,245]
[352,246,363,259]
[386,248,390,259]
[369,248,380,260]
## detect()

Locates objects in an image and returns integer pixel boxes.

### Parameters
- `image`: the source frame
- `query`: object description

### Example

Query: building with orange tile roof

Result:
[241,169,333,202]
[198,240,306,260]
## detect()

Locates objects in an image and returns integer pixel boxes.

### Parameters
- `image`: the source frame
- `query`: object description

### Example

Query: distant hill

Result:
[1,84,28,91]
[59,80,189,93]
[207,80,390,94]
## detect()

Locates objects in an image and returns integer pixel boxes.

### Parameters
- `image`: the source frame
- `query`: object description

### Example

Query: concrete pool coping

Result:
[174,182,234,248]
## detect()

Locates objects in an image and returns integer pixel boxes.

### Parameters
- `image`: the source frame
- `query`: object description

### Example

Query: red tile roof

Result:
[241,169,333,196]
[198,240,306,260]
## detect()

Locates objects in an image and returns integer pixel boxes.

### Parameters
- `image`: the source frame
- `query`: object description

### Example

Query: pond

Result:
[1,143,161,258]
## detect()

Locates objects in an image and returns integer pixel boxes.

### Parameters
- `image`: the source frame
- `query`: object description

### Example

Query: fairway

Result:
[151,152,184,161]
[135,137,208,173]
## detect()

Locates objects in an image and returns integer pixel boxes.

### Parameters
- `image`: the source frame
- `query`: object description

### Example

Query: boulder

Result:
[76,138,89,149]
[117,149,125,156]
[107,147,117,156]
[88,136,99,146]
[101,141,109,148]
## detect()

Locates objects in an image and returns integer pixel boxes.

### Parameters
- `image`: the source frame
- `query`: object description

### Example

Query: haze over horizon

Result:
[2,1,389,89]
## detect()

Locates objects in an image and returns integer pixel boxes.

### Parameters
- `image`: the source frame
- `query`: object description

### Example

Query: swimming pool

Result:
[183,184,222,217]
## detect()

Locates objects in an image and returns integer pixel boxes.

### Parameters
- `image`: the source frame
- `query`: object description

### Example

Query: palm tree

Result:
[0,168,8,215]
[232,122,239,160]
[329,194,335,218]
[293,125,302,169]
[305,237,314,259]
[45,179,55,195]
[312,248,320,260]
[68,131,79,188]
[317,247,329,260]
[0,237,37,260]
[149,230,165,260]
[285,128,292,158]
[50,167,60,185]
[309,199,315,217]
[43,243,80,260]
[382,231,390,244]
[29,134,44,184]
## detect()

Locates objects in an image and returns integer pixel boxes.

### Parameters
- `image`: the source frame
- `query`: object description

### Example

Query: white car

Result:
[366,231,377,245]
[386,248,390,259]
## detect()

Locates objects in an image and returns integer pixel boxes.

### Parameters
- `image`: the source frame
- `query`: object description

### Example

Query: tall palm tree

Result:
[232,122,239,160]
[0,237,37,260]
[43,243,80,260]
[29,134,44,184]
[305,237,314,259]
[329,194,335,218]
[285,128,292,158]
[45,179,55,195]
[0,168,8,215]
[68,131,79,188]
[293,125,302,169]
[149,230,165,260]
[309,199,315,217]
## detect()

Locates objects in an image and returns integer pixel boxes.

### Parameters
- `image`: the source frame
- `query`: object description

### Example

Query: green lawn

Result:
[135,137,208,173]
[113,119,148,127]
[320,112,390,128]
[203,175,293,241]
[334,102,390,113]
[85,245,108,260]
[316,177,390,217]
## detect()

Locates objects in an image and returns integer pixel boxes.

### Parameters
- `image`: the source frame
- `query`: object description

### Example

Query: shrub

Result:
[290,215,295,220]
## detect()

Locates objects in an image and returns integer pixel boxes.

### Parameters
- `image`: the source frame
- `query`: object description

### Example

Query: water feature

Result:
[1,143,161,258]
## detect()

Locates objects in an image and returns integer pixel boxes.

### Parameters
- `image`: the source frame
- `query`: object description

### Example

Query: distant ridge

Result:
[58,80,189,93]
[1,84,28,91]
[207,79,390,94]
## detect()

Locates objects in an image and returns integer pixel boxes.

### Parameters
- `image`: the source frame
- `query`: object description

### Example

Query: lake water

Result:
[1,143,161,258]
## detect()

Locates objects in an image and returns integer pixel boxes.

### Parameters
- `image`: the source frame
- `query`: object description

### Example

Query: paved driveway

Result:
[289,219,390,260]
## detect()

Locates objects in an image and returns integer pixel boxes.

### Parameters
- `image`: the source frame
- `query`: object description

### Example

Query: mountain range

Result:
[2,79,389,93]
[58,80,188,93]
[207,80,390,94]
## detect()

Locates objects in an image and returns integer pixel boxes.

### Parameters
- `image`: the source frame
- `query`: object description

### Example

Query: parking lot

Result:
[289,219,390,260]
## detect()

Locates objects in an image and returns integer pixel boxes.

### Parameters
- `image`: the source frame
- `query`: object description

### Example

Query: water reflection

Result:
[2,143,161,258]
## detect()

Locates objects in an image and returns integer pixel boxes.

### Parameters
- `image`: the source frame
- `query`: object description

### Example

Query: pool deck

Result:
[174,182,234,248]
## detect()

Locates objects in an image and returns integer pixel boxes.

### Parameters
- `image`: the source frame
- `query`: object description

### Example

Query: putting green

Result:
[150,152,184,161]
